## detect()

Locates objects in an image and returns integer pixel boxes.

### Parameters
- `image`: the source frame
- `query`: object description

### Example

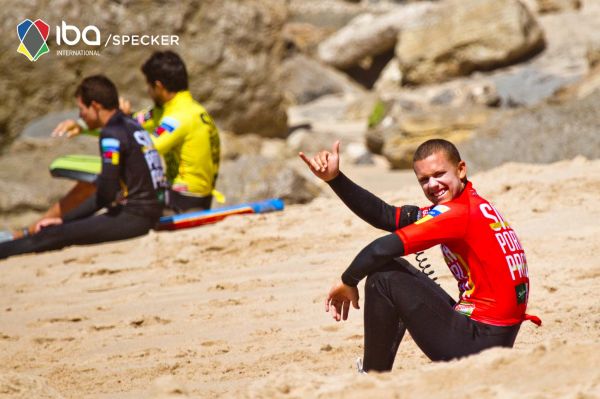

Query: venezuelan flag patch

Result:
[101,138,120,165]
[415,204,450,225]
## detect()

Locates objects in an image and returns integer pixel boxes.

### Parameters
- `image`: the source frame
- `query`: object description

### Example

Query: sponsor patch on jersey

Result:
[515,283,528,304]
[455,301,475,317]
[415,204,450,225]
[101,138,120,165]
[154,116,180,137]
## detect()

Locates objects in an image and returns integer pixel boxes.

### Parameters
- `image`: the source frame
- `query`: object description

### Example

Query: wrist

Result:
[341,270,359,287]
[324,171,342,184]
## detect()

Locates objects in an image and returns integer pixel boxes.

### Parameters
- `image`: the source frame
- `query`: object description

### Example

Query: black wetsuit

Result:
[0,111,166,260]
[328,173,521,372]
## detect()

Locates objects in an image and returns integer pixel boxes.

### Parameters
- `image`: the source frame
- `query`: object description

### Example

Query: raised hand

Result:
[51,119,82,138]
[299,140,341,182]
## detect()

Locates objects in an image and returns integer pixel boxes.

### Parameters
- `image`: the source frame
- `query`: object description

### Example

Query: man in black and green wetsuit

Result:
[0,75,166,259]
[5,51,222,241]
[54,50,222,213]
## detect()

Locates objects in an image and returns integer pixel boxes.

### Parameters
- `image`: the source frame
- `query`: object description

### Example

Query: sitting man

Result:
[6,51,220,241]
[300,139,540,372]
[0,75,166,259]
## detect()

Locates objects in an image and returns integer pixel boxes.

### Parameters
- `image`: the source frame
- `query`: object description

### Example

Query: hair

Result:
[413,138,462,166]
[141,50,188,92]
[75,75,119,109]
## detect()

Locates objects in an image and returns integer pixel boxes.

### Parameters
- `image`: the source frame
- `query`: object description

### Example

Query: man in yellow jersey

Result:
[6,51,220,240]
[134,50,221,212]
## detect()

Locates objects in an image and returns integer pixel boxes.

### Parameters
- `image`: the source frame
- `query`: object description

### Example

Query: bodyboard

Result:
[50,154,101,183]
[156,198,284,231]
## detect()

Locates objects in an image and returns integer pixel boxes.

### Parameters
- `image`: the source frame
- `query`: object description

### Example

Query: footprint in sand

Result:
[81,268,131,278]
[0,332,19,341]
[129,316,171,328]
[320,325,341,332]
[28,316,87,328]
[32,336,75,345]
[89,324,115,332]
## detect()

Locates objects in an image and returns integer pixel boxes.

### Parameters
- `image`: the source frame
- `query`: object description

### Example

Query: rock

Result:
[20,110,78,139]
[396,0,546,84]
[260,138,289,160]
[280,54,365,105]
[376,77,501,108]
[0,137,97,217]
[317,2,438,69]
[492,65,581,106]
[220,131,264,161]
[537,0,581,14]
[286,127,339,155]
[461,88,600,172]
[183,0,289,138]
[366,106,491,168]
[374,58,403,93]
[286,1,365,30]
[548,63,600,103]
[345,142,374,165]
[288,95,354,126]
[587,45,600,68]
[215,155,321,205]
[282,22,333,56]
[1,0,289,151]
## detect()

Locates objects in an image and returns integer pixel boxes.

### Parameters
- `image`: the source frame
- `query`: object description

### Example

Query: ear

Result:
[154,80,165,91]
[90,100,103,113]
[457,160,467,180]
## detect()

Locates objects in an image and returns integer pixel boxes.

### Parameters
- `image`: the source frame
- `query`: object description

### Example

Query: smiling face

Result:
[413,150,467,205]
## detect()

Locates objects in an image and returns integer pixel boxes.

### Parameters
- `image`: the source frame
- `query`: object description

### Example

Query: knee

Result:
[365,270,387,293]
[365,269,399,300]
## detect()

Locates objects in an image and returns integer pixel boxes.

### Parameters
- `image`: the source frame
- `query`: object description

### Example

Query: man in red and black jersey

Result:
[300,139,539,372]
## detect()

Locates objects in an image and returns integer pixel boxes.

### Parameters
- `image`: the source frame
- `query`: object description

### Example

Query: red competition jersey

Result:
[396,181,530,326]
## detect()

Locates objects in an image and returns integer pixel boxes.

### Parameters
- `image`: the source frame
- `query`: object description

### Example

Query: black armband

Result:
[399,205,421,228]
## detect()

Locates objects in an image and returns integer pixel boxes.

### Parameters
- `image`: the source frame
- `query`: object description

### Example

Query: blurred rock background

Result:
[1,0,599,224]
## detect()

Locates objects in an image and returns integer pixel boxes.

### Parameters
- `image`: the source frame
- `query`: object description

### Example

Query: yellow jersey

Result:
[134,91,220,197]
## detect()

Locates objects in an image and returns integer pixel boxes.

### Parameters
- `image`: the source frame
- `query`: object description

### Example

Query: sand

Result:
[1,157,599,398]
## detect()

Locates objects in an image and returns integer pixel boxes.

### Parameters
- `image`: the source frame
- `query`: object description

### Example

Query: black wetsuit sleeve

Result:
[341,233,406,287]
[327,173,422,231]
[327,172,398,231]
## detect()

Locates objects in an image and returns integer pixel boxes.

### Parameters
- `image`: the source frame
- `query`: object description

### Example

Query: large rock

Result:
[215,155,321,205]
[280,54,365,105]
[376,76,501,108]
[396,0,546,84]
[461,88,600,172]
[366,105,491,168]
[0,0,288,151]
[317,2,438,69]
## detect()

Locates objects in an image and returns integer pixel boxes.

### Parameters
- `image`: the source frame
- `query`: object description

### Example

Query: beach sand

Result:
[1,157,599,398]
